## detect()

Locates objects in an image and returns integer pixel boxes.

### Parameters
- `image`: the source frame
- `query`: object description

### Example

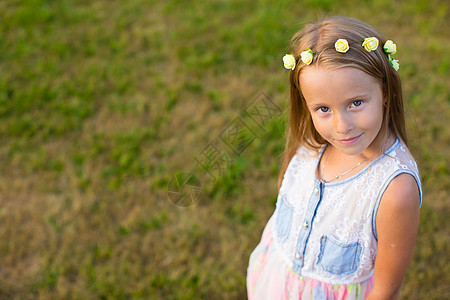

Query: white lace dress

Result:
[247,139,422,299]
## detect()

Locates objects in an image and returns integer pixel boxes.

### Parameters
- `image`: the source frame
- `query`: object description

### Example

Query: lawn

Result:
[0,0,448,299]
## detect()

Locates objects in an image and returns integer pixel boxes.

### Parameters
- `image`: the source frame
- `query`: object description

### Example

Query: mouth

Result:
[336,134,362,145]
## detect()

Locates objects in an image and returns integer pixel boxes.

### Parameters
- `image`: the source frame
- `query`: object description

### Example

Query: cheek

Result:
[371,106,384,127]
[310,115,329,137]
[362,108,384,134]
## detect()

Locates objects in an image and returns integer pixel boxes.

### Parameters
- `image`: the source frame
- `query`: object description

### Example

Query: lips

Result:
[337,134,362,145]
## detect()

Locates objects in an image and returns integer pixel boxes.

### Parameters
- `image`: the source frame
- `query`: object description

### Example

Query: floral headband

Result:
[283,37,399,71]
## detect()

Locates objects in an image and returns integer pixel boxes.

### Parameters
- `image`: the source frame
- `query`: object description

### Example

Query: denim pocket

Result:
[317,235,362,275]
[276,194,293,242]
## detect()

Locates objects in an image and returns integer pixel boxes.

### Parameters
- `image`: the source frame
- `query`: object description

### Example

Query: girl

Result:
[247,16,422,300]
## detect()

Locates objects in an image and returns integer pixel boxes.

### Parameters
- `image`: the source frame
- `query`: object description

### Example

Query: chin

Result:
[331,143,368,156]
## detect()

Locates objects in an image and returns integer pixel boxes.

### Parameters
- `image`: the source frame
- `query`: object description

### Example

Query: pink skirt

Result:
[246,217,374,300]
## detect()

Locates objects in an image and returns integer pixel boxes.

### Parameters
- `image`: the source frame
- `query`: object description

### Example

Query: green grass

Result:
[0,0,449,299]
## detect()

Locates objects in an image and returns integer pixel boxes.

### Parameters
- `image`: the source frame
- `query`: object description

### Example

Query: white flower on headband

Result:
[383,40,397,55]
[300,49,314,65]
[362,37,379,52]
[334,39,349,53]
[283,54,296,70]
[389,56,400,71]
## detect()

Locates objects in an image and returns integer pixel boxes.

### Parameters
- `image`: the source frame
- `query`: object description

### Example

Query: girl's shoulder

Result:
[379,138,422,206]
[381,138,422,197]
[381,173,421,209]
[279,144,323,193]
[293,143,324,160]
[381,139,420,176]
[287,144,324,172]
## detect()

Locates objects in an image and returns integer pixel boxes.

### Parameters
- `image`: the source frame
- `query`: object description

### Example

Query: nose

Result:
[334,112,353,134]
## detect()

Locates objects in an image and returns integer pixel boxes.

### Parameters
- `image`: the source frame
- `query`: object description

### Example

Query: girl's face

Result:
[300,66,385,157]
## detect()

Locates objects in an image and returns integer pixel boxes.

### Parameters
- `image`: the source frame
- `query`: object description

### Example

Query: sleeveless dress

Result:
[247,139,422,299]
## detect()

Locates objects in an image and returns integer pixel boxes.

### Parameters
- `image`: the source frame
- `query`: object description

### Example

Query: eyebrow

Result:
[347,93,370,100]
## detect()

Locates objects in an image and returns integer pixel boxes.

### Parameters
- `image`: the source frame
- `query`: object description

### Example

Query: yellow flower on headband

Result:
[283,54,296,70]
[300,49,314,65]
[334,39,349,53]
[362,37,379,52]
[283,37,398,71]
[383,40,397,55]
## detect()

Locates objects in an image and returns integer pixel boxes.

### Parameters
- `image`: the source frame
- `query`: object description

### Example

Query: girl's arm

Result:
[366,173,420,300]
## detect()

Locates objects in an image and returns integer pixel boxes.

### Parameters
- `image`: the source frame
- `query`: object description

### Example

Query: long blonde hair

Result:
[278,16,407,189]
